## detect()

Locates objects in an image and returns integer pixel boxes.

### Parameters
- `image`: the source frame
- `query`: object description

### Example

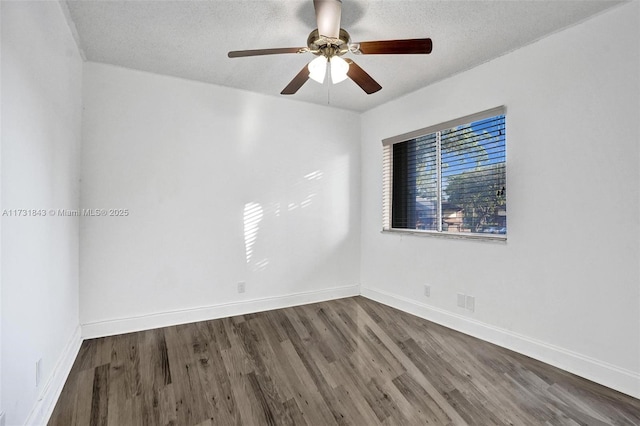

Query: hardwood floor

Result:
[49,297,640,425]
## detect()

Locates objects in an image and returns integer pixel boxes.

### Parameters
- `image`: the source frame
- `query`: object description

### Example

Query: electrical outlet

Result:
[237,281,246,293]
[424,285,431,297]
[457,293,466,308]
[466,295,475,312]
[35,358,43,387]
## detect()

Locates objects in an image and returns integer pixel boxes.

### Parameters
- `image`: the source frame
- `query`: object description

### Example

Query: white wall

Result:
[1,1,83,424]
[80,63,361,335]
[360,2,639,398]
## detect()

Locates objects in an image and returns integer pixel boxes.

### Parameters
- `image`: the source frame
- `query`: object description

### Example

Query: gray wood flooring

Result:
[49,296,640,425]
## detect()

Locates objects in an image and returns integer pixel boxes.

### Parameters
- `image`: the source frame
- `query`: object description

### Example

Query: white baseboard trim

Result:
[361,287,640,400]
[24,325,82,426]
[82,284,361,339]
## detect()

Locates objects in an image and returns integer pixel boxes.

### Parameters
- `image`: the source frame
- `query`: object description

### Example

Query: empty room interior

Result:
[1,0,639,425]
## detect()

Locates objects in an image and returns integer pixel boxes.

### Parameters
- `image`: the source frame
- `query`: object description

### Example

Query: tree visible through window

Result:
[382,108,506,237]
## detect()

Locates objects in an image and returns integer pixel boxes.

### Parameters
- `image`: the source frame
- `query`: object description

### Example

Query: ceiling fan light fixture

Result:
[308,56,327,83]
[330,56,349,84]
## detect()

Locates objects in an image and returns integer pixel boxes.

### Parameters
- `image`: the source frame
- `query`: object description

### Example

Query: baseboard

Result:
[361,287,640,400]
[82,284,361,339]
[24,325,82,426]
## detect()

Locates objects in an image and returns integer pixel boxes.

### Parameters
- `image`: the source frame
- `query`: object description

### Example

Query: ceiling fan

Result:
[227,0,432,95]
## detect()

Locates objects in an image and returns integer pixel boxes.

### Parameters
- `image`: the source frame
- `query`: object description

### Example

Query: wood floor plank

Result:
[328,357,388,425]
[219,317,273,425]
[164,325,208,426]
[89,364,110,426]
[392,372,453,424]
[106,335,128,426]
[193,321,241,425]
[276,339,338,425]
[278,312,347,425]
[245,371,278,425]
[332,383,381,426]
[188,325,229,424]
[351,302,469,425]
[281,397,308,426]
[250,318,298,401]
[50,297,640,425]
[292,307,338,364]
[136,329,174,426]
[218,348,258,425]
[70,368,96,426]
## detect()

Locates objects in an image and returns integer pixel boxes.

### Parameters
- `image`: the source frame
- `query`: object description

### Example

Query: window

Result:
[382,107,506,239]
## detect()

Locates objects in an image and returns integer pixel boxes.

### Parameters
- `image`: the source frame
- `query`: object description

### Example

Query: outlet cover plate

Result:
[457,293,466,308]
[466,295,475,312]
[36,358,43,387]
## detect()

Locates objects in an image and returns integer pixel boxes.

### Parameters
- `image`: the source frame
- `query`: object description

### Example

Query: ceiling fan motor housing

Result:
[307,28,351,58]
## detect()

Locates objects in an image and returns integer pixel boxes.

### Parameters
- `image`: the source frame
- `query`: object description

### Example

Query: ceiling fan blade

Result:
[228,47,305,58]
[345,59,381,94]
[356,38,433,55]
[314,0,342,39]
[281,65,310,95]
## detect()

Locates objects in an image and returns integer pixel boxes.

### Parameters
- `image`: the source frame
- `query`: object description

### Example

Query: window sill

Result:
[381,228,507,243]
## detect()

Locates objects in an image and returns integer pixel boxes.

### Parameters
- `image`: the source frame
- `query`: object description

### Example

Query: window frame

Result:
[382,106,507,242]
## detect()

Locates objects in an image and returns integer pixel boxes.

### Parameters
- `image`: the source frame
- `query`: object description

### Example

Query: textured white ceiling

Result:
[64,0,622,112]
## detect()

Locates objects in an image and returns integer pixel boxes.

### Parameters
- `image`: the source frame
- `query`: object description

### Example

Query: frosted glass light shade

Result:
[308,56,327,83]
[330,56,349,84]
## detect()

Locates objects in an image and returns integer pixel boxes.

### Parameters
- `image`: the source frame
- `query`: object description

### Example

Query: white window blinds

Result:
[382,107,507,238]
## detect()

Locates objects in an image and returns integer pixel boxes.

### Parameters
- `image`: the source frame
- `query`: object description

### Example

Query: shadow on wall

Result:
[243,202,263,264]
[242,169,327,274]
